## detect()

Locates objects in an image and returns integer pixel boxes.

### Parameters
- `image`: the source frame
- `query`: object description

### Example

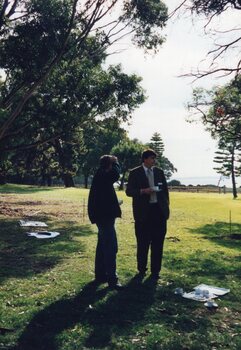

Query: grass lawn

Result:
[0,184,241,350]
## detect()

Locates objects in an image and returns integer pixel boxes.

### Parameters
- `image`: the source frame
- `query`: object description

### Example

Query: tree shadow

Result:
[0,218,93,284]
[165,247,241,283]
[187,221,241,251]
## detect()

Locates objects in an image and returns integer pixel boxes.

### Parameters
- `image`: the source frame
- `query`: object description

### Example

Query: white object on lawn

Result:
[19,220,48,227]
[27,231,60,239]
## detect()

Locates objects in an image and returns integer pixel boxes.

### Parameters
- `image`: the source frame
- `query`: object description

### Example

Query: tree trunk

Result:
[54,139,75,188]
[231,153,237,199]
[47,175,52,187]
[40,174,46,186]
[84,174,88,189]
[63,174,75,187]
[0,173,6,185]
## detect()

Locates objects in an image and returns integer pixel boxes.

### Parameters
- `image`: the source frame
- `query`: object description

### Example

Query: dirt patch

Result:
[17,201,43,206]
[0,203,40,217]
[0,204,24,217]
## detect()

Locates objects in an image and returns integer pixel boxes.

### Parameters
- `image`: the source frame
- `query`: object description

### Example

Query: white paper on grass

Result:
[182,291,217,302]
[182,284,230,302]
[27,231,60,239]
[19,220,48,227]
[194,284,230,296]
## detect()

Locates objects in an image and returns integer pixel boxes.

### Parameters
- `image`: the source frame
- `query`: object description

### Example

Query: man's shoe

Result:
[134,271,146,281]
[108,282,124,291]
[94,276,108,284]
[150,273,160,280]
[138,270,146,277]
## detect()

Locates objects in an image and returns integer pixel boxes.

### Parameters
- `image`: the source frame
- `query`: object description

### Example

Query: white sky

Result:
[106,0,241,186]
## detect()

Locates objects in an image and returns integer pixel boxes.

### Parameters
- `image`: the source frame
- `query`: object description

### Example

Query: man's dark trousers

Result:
[134,203,167,274]
[95,218,118,284]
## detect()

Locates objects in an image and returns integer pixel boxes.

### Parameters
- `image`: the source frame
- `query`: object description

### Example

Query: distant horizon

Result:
[170,176,241,188]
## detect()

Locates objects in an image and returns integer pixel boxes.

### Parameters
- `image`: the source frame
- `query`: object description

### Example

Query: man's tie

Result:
[146,168,157,203]
[147,168,154,188]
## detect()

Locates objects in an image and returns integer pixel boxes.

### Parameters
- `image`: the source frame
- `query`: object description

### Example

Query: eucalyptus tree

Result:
[188,76,241,142]
[2,44,146,186]
[79,119,128,188]
[188,76,241,197]
[111,138,144,189]
[0,0,168,145]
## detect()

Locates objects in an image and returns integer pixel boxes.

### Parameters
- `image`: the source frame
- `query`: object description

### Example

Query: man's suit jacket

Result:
[126,165,170,222]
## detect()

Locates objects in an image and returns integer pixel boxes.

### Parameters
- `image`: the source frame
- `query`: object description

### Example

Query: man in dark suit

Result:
[126,149,170,280]
[88,155,123,290]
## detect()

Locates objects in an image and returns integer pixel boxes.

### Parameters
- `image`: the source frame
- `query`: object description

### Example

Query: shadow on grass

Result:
[0,184,58,194]
[9,276,214,350]
[0,219,93,283]
[9,277,159,350]
[165,248,241,283]
[57,222,96,238]
[188,221,241,251]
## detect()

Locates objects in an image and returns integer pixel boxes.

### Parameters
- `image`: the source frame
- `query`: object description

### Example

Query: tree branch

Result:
[1,133,62,152]
[0,0,79,141]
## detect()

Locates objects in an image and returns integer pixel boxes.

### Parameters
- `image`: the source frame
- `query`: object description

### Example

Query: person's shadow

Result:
[11,276,158,350]
[84,276,158,348]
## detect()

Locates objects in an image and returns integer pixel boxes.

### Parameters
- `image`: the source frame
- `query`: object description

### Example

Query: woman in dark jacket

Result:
[88,155,123,290]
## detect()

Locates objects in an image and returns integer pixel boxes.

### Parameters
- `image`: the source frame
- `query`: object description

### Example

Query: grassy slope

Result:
[0,185,241,350]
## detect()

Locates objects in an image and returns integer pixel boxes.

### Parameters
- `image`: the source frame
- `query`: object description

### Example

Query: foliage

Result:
[148,132,177,179]
[167,179,183,186]
[111,138,144,189]
[191,0,241,14]
[123,0,168,51]
[214,139,241,198]
[187,76,241,197]
[149,131,165,156]
[172,0,241,79]
[0,0,168,143]
[79,119,128,188]
[0,39,146,186]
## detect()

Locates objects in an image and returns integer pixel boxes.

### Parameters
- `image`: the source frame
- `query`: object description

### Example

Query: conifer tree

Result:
[214,140,241,199]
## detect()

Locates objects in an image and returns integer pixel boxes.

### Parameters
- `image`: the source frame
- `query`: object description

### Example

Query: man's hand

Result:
[140,188,154,195]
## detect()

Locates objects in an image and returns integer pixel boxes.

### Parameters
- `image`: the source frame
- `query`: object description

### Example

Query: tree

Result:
[0,37,146,186]
[159,156,177,179]
[171,0,241,79]
[214,140,241,199]
[168,179,183,186]
[188,76,241,141]
[148,132,177,179]
[79,119,128,188]
[187,76,241,197]
[149,132,165,156]
[111,139,144,189]
[0,0,168,144]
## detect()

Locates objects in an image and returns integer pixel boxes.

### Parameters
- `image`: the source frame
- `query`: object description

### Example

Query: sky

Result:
[106,0,241,187]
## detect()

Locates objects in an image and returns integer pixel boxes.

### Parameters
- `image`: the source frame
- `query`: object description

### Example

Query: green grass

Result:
[0,184,241,350]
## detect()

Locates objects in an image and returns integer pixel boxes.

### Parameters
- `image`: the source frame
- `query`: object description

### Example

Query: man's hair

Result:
[99,155,112,169]
[141,149,157,162]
